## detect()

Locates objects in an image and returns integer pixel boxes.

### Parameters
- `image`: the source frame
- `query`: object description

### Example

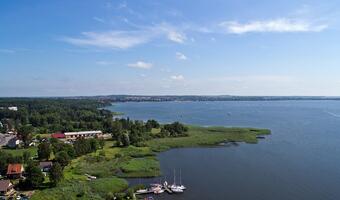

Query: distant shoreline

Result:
[2,95,340,102]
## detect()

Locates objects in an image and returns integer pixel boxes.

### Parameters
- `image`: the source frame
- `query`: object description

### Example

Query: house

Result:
[39,161,53,172]
[7,107,18,111]
[6,164,24,179]
[64,131,103,140]
[51,133,65,139]
[0,180,14,196]
[6,137,21,149]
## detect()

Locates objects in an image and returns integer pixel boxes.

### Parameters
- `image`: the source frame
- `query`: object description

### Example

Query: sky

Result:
[1,0,340,97]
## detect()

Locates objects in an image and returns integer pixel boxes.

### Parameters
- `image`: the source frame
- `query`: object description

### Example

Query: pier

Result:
[163,185,173,194]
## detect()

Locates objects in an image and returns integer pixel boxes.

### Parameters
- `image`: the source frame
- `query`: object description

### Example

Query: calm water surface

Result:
[107,101,340,200]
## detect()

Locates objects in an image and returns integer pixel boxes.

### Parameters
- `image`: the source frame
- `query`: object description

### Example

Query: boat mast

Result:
[173,169,176,185]
[180,169,182,185]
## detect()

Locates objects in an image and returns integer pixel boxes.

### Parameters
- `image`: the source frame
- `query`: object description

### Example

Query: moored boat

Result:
[171,187,184,193]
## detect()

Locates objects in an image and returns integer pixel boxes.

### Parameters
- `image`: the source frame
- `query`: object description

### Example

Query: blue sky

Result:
[1,0,340,96]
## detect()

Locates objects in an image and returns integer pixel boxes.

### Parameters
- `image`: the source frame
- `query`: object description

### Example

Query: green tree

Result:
[49,162,63,186]
[111,120,123,145]
[52,142,75,158]
[17,125,34,147]
[25,162,44,188]
[145,119,160,130]
[73,138,91,156]
[37,141,51,160]
[98,138,105,149]
[121,132,130,147]
[23,151,31,164]
[55,151,70,168]
[88,138,99,152]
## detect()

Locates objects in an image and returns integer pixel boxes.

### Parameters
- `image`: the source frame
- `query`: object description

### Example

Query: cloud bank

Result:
[219,18,328,34]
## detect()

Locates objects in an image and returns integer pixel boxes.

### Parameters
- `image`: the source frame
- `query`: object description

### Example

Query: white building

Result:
[7,107,18,111]
[64,130,103,140]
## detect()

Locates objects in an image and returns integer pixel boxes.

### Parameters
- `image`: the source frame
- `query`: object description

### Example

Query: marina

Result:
[135,169,186,197]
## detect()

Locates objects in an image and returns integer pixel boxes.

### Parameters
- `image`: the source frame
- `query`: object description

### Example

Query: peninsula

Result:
[0,98,270,200]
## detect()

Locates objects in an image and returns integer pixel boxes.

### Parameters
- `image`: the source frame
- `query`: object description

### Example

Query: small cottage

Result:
[39,161,53,172]
[6,164,24,179]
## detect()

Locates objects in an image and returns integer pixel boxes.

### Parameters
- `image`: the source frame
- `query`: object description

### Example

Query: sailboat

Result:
[178,169,186,190]
[170,169,184,193]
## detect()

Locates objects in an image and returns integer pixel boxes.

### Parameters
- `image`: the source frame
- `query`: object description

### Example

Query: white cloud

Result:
[219,18,328,34]
[62,23,188,49]
[96,61,115,65]
[128,61,153,69]
[170,75,184,80]
[176,52,187,60]
[167,31,186,43]
[63,31,150,49]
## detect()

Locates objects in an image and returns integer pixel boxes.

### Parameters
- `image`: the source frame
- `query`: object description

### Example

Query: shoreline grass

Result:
[30,125,270,199]
[147,125,270,152]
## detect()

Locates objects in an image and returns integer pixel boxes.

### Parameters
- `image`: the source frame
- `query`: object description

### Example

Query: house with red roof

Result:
[6,164,24,179]
[51,133,65,139]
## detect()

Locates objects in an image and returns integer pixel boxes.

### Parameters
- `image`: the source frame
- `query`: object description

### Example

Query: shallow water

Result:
[107,101,340,200]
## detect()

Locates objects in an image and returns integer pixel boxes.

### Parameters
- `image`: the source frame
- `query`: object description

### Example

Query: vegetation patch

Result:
[119,157,160,178]
[1,147,37,157]
[31,178,128,200]
[147,126,271,152]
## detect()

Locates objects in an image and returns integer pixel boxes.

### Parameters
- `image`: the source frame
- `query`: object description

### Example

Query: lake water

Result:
[107,101,340,200]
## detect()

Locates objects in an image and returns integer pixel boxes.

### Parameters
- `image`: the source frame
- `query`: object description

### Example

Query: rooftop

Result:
[39,161,53,169]
[0,180,12,191]
[64,130,102,136]
[7,164,23,175]
[51,133,65,139]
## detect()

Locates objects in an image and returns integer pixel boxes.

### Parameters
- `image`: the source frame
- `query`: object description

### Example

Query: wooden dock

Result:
[163,185,173,194]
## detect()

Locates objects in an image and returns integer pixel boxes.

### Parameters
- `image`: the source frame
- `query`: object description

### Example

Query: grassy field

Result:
[31,177,128,200]
[1,146,38,157]
[119,156,160,177]
[30,125,270,199]
[147,125,271,151]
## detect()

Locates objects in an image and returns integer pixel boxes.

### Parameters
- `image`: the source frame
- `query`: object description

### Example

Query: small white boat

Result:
[179,169,186,190]
[150,183,162,187]
[171,187,184,193]
[84,173,97,180]
[153,188,165,194]
[152,185,164,194]
[136,189,148,194]
[170,169,186,191]
[178,185,186,190]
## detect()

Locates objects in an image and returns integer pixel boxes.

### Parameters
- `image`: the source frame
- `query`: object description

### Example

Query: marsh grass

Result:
[31,125,270,199]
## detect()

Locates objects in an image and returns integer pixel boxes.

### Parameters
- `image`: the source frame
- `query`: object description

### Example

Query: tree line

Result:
[0,98,112,134]
[110,118,188,147]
